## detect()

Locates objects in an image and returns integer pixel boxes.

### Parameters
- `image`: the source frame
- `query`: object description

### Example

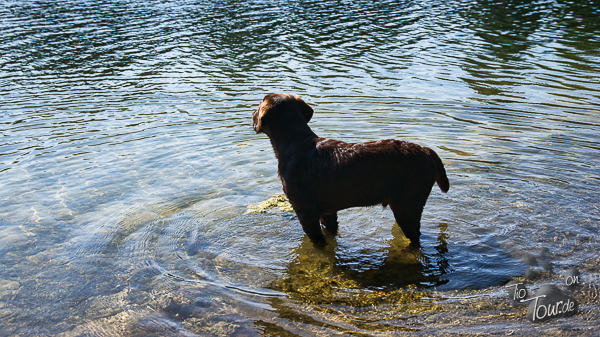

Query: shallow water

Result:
[1,0,599,335]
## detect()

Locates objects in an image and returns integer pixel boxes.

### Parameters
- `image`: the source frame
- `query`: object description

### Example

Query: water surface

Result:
[1,0,599,335]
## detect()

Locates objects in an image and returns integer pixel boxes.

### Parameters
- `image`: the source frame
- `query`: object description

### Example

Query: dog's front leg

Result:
[296,211,325,243]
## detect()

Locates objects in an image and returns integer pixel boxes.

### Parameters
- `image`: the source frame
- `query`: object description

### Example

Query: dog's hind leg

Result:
[320,213,338,235]
[389,199,426,246]
[296,211,325,243]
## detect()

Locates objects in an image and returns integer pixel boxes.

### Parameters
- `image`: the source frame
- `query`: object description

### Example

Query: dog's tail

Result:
[430,149,449,193]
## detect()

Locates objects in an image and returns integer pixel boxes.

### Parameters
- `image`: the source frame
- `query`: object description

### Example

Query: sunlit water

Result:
[1,0,599,335]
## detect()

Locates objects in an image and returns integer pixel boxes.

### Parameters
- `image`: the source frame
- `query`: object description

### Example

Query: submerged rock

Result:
[246,194,293,214]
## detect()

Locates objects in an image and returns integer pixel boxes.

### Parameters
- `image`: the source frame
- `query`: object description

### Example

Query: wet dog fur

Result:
[252,93,449,245]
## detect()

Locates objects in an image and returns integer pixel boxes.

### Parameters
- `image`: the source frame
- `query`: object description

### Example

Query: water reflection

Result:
[465,0,543,58]
[459,0,600,99]
[271,222,451,305]
[354,222,451,289]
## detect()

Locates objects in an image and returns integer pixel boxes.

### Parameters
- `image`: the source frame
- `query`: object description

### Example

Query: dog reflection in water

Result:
[252,93,449,246]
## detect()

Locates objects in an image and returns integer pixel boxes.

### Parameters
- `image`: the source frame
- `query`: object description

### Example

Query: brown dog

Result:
[252,93,449,245]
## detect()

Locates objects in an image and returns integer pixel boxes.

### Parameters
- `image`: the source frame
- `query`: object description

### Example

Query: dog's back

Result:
[282,137,448,214]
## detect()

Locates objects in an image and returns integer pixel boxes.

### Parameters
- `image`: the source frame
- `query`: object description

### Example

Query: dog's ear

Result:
[253,97,273,134]
[297,96,313,123]
[252,108,268,134]
[252,109,261,133]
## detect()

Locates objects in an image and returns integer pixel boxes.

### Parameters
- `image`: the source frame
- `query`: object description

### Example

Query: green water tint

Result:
[263,271,598,335]
[248,196,440,306]
[273,240,431,306]
[273,262,433,307]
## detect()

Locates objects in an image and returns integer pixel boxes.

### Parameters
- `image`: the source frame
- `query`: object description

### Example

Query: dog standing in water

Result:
[252,93,449,246]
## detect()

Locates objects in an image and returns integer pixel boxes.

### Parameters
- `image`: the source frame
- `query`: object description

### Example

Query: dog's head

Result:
[252,94,314,136]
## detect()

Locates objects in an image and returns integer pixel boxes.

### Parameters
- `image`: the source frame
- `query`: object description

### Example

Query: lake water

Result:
[1,0,599,335]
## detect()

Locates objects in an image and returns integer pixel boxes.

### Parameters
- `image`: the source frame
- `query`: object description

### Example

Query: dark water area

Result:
[1,0,599,335]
